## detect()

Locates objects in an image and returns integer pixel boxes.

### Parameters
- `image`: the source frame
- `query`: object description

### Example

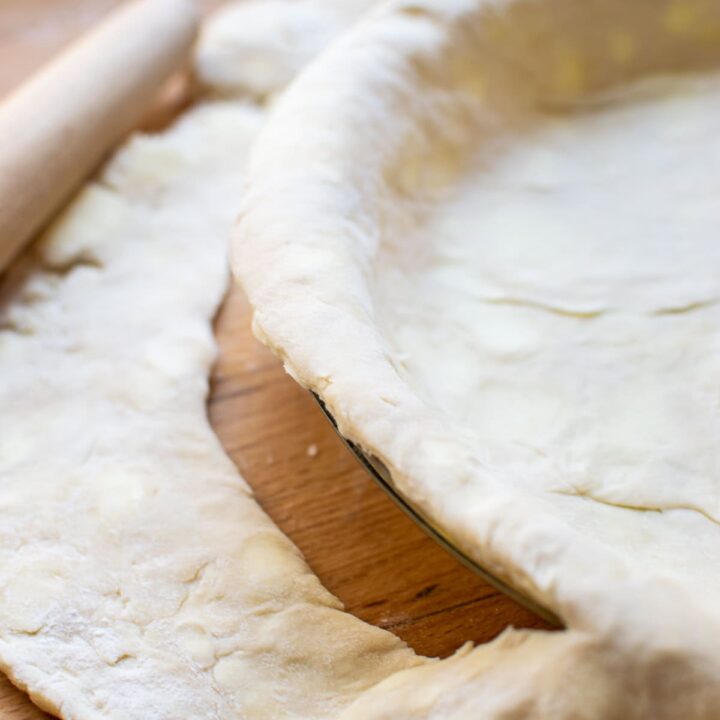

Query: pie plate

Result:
[313,392,561,625]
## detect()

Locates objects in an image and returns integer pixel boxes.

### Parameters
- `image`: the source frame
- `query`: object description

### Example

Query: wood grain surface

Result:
[0,2,550,717]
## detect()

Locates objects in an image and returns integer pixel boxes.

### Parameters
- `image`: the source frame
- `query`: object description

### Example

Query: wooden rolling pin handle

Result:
[0,0,199,274]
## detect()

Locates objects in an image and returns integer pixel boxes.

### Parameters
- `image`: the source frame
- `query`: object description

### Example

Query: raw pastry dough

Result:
[0,4,426,718]
[0,98,427,720]
[235,0,720,715]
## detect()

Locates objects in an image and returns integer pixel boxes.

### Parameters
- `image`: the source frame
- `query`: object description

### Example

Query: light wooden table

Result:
[0,2,549,717]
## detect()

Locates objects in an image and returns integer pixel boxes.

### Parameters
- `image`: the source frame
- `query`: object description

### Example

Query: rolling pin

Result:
[0,0,198,274]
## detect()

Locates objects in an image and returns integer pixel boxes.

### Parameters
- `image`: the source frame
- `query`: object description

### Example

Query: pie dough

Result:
[235,0,720,715]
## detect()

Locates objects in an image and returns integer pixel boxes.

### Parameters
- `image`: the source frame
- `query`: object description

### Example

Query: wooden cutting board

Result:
[0,2,549,717]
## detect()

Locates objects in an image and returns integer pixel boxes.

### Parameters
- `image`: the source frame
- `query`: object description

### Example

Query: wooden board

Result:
[0,2,550,717]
